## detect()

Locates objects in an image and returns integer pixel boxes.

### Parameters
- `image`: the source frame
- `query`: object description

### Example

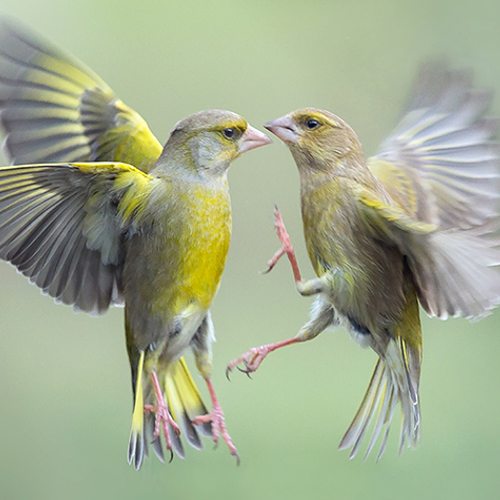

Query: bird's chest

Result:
[171,192,232,311]
[301,186,406,331]
[302,187,367,279]
[123,185,231,350]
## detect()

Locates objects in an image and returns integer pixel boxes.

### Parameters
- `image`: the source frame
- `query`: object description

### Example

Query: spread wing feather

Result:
[0,162,156,313]
[362,63,500,319]
[0,19,162,170]
[370,62,500,230]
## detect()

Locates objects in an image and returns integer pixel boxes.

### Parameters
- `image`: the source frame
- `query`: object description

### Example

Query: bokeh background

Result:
[1,0,500,499]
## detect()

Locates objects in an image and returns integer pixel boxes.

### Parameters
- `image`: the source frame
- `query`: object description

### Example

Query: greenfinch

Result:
[0,21,272,469]
[228,64,500,459]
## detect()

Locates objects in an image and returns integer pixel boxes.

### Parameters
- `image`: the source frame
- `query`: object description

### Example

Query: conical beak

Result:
[264,115,298,144]
[238,125,273,154]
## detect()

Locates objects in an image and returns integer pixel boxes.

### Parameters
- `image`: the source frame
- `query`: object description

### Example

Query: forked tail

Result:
[339,337,421,461]
[128,354,212,470]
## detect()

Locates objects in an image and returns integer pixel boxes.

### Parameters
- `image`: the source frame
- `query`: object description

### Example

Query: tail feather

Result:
[376,385,397,461]
[166,358,212,440]
[127,355,211,469]
[167,421,185,459]
[127,350,146,470]
[364,366,394,460]
[339,338,421,460]
[339,359,385,458]
[145,411,164,462]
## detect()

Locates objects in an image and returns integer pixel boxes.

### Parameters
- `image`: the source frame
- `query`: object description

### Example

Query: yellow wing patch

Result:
[0,20,162,171]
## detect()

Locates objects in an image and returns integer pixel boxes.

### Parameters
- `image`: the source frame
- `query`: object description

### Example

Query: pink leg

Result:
[192,378,240,464]
[226,337,302,379]
[262,205,302,283]
[144,370,180,462]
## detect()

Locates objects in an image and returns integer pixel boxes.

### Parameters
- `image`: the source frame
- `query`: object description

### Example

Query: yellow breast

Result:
[127,179,232,319]
[174,183,231,310]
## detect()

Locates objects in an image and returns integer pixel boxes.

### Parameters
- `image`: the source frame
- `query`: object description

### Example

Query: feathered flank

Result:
[355,187,500,320]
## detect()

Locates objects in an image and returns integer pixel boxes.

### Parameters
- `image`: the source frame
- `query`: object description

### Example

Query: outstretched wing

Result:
[0,19,162,171]
[0,162,157,314]
[361,63,500,320]
[355,184,500,320]
[369,61,500,230]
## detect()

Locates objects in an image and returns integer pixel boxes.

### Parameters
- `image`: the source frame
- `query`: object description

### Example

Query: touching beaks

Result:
[264,115,298,144]
[238,125,273,153]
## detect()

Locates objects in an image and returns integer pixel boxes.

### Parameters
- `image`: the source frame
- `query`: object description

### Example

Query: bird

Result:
[0,20,272,469]
[227,63,500,460]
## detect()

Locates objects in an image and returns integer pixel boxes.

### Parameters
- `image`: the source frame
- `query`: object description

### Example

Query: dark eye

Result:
[306,119,320,130]
[223,128,235,139]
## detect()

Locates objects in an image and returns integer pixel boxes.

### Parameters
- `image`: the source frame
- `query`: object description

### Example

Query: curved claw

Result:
[259,265,274,275]
[227,347,269,378]
[236,365,253,379]
[168,449,174,464]
[228,340,299,379]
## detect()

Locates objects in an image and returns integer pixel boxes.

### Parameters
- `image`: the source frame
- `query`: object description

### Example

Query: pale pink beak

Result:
[264,115,298,144]
[238,125,273,154]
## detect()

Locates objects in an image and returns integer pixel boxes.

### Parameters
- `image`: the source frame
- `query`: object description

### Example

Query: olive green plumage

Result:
[0,20,271,469]
[262,64,500,459]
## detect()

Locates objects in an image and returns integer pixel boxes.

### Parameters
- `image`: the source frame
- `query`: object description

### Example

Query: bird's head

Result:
[265,108,364,174]
[162,110,272,178]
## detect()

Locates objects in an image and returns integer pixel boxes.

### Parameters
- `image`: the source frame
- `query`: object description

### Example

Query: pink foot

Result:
[262,205,302,282]
[226,337,301,379]
[192,378,240,464]
[147,371,181,461]
[226,345,272,378]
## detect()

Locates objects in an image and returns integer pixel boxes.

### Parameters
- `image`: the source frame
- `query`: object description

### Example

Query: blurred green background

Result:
[1,0,500,499]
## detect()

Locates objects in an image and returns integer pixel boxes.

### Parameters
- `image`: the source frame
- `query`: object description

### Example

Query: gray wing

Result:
[370,61,500,231]
[363,62,500,320]
[0,163,153,314]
